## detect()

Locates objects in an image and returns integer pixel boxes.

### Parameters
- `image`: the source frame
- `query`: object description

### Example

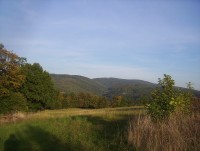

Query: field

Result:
[0,106,144,151]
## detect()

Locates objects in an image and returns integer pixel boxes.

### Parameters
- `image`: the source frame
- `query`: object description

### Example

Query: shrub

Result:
[0,92,27,114]
[146,74,192,121]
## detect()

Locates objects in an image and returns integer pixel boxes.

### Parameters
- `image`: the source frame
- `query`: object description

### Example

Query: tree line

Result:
[0,44,131,114]
[57,92,132,109]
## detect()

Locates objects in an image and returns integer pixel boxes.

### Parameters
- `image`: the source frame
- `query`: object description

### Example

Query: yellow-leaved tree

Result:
[0,44,27,113]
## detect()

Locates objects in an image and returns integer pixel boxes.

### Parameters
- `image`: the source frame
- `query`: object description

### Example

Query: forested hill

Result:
[51,74,200,102]
[50,74,156,94]
[50,74,106,95]
[93,78,157,102]
[50,74,158,103]
[93,78,156,88]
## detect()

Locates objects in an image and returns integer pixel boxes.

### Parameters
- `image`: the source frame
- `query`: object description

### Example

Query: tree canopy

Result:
[0,44,27,113]
[0,44,59,113]
[0,44,26,97]
[21,63,59,110]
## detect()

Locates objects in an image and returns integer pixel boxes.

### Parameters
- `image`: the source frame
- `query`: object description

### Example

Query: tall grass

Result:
[128,112,200,151]
[0,106,143,151]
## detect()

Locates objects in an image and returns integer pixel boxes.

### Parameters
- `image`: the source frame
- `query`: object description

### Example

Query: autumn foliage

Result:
[0,44,58,113]
[0,44,25,97]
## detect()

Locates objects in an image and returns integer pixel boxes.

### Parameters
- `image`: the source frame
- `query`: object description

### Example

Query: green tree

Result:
[21,63,58,111]
[146,74,192,121]
[97,96,109,108]
[0,92,27,114]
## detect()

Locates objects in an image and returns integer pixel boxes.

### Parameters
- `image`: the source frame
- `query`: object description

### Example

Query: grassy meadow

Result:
[0,106,144,151]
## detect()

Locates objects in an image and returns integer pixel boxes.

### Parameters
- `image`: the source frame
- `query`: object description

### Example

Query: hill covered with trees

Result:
[51,74,106,95]
[51,74,200,105]
[51,74,157,104]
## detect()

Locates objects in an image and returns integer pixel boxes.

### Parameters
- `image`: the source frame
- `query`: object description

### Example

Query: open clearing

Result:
[0,106,144,151]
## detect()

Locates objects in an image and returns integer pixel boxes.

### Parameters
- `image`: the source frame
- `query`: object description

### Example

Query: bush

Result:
[0,92,27,114]
[146,74,192,121]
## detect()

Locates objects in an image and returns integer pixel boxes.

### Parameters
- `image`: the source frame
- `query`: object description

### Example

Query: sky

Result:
[0,0,200,90]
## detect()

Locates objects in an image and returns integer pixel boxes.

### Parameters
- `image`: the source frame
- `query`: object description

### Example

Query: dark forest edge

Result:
[1,44,200,114]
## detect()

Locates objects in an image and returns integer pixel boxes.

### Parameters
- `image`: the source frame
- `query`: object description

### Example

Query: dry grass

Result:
[0,106,144,123]
[27,106,144,122]
[128,112,200,151]
[0,112,26,123]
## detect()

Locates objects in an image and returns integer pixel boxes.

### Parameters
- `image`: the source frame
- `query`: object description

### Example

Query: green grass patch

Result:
[0,106,143,151]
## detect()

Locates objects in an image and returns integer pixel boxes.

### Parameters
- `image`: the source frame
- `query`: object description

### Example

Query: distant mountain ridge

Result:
[51,74,157,103]
[51,74,156,93]
[50,74,200,102]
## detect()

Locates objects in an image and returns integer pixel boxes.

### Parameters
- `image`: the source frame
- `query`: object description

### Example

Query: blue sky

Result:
[0,0,200,90]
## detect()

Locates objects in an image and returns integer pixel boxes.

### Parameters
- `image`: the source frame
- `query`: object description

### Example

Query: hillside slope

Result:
[51,74,200,102]
[93,78,156,88]
[93,78,156,102]
[51,74,106,95]
[50,75,158,103]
